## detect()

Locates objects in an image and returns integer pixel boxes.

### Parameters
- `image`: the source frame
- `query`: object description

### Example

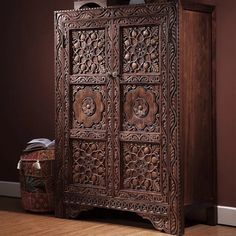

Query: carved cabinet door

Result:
[58,17,114,198]
[111,4,180,232]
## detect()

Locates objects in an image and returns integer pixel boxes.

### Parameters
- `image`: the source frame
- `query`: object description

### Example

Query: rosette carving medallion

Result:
[81,97,96,116]
[124,87,158,130]
[73,86,104,128]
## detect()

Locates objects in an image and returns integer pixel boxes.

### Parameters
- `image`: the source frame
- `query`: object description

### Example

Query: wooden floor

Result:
[0,197,235,236]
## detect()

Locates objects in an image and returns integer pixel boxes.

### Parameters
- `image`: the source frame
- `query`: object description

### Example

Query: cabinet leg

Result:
[137,212,184,235]
[55,199,66,218]
[65,205,93,219]
[207,206,217,226]
[137,213,170,234]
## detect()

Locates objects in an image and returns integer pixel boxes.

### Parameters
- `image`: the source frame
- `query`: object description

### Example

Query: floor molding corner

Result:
[218,205,236,226]
[0,181,20,198]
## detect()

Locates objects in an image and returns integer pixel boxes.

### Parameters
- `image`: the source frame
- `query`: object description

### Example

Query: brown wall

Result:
[0,0,235,207]
[0,0,73,182]
[216,0,236,207]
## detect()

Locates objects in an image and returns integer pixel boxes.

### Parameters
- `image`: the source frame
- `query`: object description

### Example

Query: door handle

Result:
[107,71,118,79]
[112,71,118,78]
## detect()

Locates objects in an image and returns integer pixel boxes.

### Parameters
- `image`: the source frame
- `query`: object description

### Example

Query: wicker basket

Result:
[18,149,54,212]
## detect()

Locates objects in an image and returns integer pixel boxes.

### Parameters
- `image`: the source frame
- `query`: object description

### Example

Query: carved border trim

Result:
[70,129,107,140]
[119,131,160,143]
[120,75,161,84]
[70,75,107,84]
[64,192,169,215]
[55,1,170,22]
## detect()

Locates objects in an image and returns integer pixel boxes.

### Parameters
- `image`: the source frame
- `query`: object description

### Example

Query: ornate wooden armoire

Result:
[55,0,216,235]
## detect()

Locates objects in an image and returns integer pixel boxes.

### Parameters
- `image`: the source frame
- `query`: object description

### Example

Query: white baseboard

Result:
[0,181,21,198]
[218,206,236,226]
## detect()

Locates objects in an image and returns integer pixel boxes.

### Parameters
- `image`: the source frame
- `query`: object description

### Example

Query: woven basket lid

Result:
[20,149,55,161]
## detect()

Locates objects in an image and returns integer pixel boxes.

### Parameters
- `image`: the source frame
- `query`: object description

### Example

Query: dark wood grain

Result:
[181,6,217,225]
[55,1,216,235]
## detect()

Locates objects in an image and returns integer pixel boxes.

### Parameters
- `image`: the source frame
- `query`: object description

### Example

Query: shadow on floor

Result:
[0,196,201,231]
[78,208,154,230]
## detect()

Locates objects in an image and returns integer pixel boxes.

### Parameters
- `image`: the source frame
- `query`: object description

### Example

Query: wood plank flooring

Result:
[0,197,235,236]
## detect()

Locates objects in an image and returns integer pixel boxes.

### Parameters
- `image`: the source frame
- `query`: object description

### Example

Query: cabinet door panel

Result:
[111,7,180,231]
[113,19,170,204]
[63,21,114,197]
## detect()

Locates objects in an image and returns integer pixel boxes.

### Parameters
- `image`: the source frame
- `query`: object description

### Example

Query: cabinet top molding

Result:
[73,0,215,12]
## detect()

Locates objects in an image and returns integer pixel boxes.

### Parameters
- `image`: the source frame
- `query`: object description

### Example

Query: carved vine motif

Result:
[70,76,106,84]
[73,86,104,128]
[72,140,106,187]
[121,75,161,84]
[122,25,160,74]
[120,131,160,143]
[71,29,106,74]
[122,143,161,192]
[70,129,107,140]
[124,86,158,130]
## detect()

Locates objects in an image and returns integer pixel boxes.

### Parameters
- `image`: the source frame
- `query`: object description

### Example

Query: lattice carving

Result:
[64,192,168,216]
[72,140,106,187]
[71,29,106,74]
[117,190,164,202]
[122,143,161,192]
[122,25,161,74]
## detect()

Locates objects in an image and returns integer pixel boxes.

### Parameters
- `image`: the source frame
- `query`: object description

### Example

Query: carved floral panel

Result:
[122,142,161,192]
[72,140,106,187]
[122,85,160,132]
[122,25,160,74]
[72,85,106,129]
[71,29,106,74]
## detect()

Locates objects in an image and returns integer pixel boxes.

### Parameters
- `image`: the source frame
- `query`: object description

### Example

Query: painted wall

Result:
[216,0,236,207]
[0,0,73,182]
[0,0,235,208]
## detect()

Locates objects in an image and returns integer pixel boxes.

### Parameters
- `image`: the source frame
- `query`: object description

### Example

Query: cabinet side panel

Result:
[55,12,67,217]
[182,10,214,206]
